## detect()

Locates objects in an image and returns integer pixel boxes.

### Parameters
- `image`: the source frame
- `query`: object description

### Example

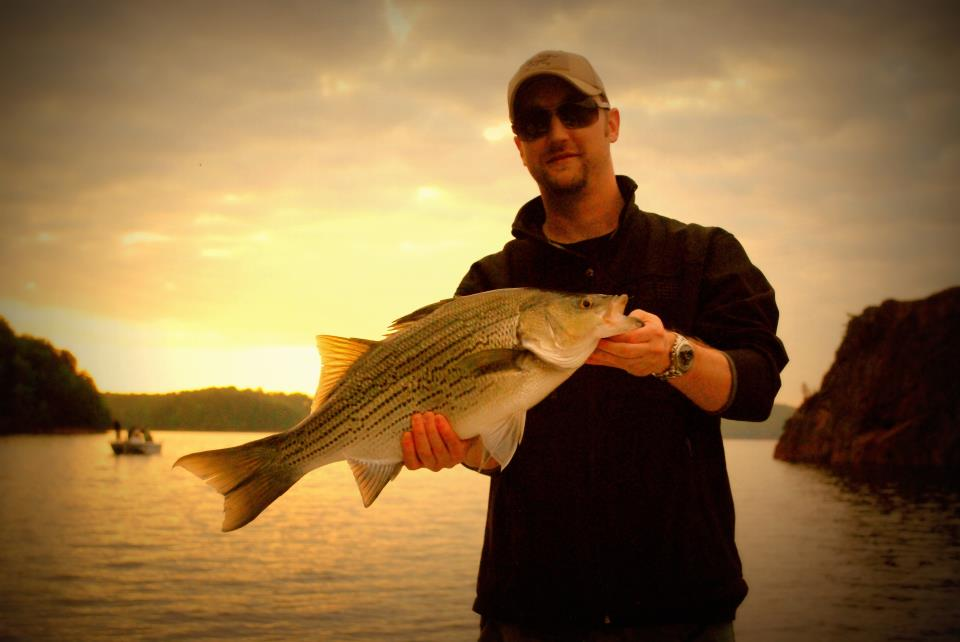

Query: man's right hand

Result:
[401,412,495,471]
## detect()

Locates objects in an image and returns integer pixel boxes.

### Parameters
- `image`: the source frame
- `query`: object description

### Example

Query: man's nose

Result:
[546,113,572,141]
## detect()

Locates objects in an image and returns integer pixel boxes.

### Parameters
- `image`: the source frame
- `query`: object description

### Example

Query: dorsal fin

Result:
[312,335,378,412]
[387,297,454,335]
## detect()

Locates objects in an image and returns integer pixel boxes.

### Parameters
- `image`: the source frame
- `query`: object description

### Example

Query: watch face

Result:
[678,343,695,371]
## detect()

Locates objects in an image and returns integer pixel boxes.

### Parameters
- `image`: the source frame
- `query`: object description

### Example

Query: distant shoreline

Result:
[1,426,108,435]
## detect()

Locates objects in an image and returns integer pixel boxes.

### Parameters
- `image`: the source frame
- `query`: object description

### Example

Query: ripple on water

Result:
[2,434,958,641]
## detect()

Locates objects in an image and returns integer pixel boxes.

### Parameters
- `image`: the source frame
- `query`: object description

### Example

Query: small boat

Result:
[110,440,162,455]
[110,427,161,455]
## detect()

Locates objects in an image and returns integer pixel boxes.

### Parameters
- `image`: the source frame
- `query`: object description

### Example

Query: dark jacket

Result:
[456,176,789,630]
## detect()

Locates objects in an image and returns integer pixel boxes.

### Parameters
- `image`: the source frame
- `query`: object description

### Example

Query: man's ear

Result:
[515,136,528,167]
[606,108,620,143]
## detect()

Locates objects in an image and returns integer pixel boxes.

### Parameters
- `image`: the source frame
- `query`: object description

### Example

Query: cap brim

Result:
[509,72,604,120]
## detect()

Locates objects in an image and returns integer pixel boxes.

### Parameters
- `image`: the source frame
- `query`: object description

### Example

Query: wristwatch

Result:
[653,333,695,380]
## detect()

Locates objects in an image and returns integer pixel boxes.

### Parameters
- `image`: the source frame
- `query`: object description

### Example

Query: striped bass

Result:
[174,287,642,531]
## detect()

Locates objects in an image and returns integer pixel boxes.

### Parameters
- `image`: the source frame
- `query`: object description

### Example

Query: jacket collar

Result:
[511,175,639,246]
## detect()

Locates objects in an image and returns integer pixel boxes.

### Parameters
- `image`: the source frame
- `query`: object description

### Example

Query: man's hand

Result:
[585,309,673,377]
[587,308,734,413]
[401,411,475,471]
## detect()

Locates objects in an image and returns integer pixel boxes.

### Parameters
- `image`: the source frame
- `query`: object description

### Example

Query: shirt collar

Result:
[511,175,639,244]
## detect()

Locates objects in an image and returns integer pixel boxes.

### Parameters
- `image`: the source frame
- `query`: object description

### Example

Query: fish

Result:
[174,287,643,531]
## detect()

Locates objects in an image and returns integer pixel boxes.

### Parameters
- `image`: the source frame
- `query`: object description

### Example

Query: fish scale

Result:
[174,288,642,531]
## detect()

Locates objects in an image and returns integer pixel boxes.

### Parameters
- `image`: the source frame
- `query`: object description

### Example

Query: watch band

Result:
[653,333,694,380]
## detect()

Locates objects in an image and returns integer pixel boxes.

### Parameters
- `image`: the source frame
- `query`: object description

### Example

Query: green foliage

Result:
[0,317,112,434]
[103,387,312,431]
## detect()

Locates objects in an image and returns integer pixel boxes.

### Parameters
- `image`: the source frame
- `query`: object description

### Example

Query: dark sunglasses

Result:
[512,97,611,141]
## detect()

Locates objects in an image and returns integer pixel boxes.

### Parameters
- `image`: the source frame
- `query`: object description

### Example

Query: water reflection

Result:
[1,434,958,641]
[826,464,960,515]
[730,441,960,642]
[0,431,488,641]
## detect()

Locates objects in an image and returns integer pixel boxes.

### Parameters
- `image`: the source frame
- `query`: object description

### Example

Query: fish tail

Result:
[174,433,303,532]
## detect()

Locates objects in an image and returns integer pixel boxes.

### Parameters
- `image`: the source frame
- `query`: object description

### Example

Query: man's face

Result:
[513,76,619,196]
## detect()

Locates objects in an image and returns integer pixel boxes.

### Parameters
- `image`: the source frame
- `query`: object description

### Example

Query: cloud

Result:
[483,122,513,142]
[1,0,958,403]
[415,185,442,202]
[121,231,172,246]
[385,0,417,45]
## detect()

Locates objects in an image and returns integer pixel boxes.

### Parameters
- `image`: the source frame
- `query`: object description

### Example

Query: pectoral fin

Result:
[348,459,403,507]
[480,411,526,469]
[456,349,531,378]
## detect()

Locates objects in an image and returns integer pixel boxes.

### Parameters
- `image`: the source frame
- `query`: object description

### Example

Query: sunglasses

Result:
[512,97,611,141]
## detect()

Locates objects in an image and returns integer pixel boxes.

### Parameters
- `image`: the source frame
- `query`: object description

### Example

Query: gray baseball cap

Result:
[507,50,607,121]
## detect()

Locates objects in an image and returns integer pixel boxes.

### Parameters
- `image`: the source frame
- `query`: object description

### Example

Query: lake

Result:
[0,432,957,641]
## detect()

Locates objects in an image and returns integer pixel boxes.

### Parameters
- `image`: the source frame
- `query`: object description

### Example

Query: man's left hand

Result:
[585,309,674,377]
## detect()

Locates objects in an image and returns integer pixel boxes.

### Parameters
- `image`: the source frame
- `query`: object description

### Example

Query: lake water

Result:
[0,432,957,641]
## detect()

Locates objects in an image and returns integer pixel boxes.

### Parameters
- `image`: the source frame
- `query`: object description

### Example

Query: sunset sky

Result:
[2,1,957,407]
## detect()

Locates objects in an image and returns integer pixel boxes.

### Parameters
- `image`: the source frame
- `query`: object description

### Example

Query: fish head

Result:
[518,291,643,369]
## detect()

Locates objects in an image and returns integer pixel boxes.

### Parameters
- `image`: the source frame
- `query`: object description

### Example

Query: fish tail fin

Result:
[174,433,303,532]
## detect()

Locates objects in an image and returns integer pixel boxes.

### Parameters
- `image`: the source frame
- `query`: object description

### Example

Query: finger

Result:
[588,343,662,377]
[401,431,421,470]
[585,350,617,367]
[465,436,498,470]
[604,329,645,344]
[607,312,670,344]
[626,309,665,332]
[436,415,467,462]
[411,414,438,470]
[423,412,452,468]
[595,339,647,358]
[628,308,657,323]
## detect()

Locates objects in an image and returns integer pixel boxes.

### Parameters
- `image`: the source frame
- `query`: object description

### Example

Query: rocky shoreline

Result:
[775,287,960,469]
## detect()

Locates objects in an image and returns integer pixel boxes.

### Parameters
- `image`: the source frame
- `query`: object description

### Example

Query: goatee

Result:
[540,173,587,199]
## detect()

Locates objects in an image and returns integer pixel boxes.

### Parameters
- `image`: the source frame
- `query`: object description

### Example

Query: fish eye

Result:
[579,297,593,309]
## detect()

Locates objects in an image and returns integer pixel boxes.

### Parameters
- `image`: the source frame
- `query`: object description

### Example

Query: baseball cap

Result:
[507,50,607,122]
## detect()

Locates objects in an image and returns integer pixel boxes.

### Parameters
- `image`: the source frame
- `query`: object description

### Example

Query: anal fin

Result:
[348,459,403,507]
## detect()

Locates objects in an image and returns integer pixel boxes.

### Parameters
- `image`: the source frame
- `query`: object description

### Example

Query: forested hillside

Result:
[0,317,112,433]
[103,387,312,431]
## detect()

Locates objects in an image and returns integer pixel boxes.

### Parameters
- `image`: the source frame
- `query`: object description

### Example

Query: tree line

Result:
[0,317,111,433]
[1,316,312,434]
[103,387,311,431]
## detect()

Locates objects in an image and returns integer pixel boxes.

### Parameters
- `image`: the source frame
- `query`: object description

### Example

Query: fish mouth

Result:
[602,294,643,330]
[605,294,628,318]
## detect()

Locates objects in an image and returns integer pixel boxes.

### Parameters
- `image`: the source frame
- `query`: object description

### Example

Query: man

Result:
[402,50,788,641]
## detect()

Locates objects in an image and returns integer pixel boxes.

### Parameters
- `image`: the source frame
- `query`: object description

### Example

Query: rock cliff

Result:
[774,287,960,468]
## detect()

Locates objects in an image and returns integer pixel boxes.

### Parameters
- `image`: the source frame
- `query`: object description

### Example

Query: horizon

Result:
[2,1,959,407]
